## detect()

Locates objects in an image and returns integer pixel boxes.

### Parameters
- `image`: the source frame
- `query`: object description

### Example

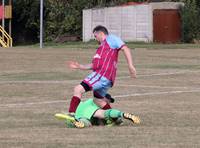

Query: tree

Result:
[180,0,200,42]
[12,0,200,44]
[12,0,40,44]
[13,0,137,43]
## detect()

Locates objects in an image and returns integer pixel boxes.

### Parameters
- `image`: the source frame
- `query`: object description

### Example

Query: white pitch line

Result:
[0,100,67,108]
[114,89,200,98]
[0,89,200,108]
[117,84,195,89]
[0,80,81,84]
[0,70,200,84]
[117,70,200,80]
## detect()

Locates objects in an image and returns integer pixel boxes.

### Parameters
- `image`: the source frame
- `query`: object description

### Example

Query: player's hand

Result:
[129,65,136,78]
[67,61,80,69]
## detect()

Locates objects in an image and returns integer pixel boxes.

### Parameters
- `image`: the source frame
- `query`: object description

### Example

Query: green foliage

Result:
[13,0,139,43]
[13,0,40,44]
[12,0,200,44]
[180,0,200,42]
[43,0,135,42]
[44,0,90,41]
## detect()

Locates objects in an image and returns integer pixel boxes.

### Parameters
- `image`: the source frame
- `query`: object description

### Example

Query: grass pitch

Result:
[0,44,200,148]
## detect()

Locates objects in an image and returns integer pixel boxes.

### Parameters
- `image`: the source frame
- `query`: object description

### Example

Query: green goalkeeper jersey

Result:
[75,98,100,120]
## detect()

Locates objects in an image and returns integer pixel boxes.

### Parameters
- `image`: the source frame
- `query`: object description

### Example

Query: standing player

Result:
[67,25,136,114]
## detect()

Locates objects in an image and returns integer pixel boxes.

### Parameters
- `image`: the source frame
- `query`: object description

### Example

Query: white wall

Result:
[82,9,92,42]
[82,4,153,42]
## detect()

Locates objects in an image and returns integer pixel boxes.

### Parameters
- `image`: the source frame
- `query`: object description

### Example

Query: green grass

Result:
[0,72,86,81]
[28,41,98,49]
[1,47,200,148]
[127,42,200,49]
[16,41,200,49]
[137,64,200,70]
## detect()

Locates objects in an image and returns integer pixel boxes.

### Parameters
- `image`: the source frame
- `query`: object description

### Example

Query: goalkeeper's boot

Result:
[123,113,140,124]
[64,112,75,117]
[74,118,92,128]
[54,113,75,122]
[74,120,85,128]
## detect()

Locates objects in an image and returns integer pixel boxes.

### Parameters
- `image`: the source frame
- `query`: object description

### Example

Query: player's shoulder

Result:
[106,34,125,49]
[106,34,122,41]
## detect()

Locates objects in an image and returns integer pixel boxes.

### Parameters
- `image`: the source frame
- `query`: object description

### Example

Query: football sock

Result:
[104,109,123,119]
[68,96,81,113]
[102,103,111,110]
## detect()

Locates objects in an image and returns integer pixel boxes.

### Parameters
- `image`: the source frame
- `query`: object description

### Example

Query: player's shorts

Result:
[82,72,112,98]
[75,99,100,120]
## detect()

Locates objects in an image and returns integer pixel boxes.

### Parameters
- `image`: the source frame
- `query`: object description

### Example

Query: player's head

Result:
[93,25,109,43]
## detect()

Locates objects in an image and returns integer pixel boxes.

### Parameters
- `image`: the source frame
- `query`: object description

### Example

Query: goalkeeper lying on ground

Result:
[55,94,140,128]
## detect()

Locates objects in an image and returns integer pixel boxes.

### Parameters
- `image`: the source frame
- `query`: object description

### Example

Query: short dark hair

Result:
[93,25,109,35]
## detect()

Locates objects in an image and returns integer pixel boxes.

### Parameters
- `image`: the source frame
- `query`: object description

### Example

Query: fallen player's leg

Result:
[55,97,140,128]
[74,108,140,128]
[103,109,140,124]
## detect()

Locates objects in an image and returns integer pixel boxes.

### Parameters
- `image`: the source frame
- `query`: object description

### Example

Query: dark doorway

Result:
[153,9,181,43]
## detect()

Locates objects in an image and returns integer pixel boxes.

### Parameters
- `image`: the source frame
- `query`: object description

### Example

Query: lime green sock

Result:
[104,109,123,120]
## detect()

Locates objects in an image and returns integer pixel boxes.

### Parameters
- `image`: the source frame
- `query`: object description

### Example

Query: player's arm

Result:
[121,46,136,78]
[79,63,93,70]
[68,61,93,70]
